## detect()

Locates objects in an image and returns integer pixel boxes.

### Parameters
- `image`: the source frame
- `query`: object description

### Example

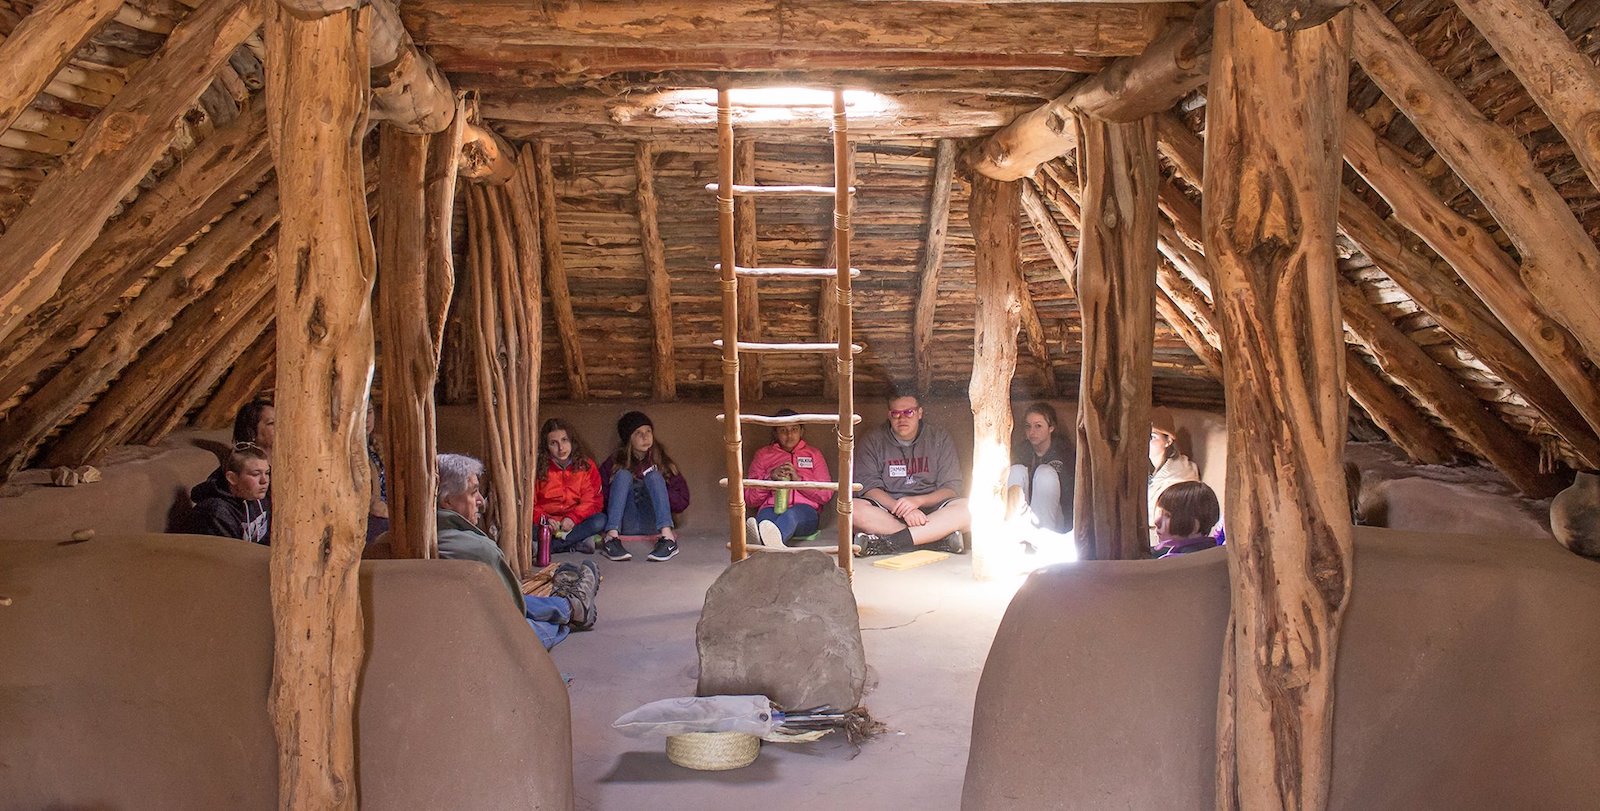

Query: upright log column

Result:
[967,174,1023,580]
[264,4,373,807]
[1203,1,1353,807]
[1071,114,1158,562]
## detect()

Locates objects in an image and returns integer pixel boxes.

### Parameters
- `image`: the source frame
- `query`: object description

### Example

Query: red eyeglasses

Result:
[888,408,919,418]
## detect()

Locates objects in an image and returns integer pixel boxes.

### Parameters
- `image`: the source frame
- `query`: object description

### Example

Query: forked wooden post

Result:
[967,174,1022,580]
[263,2,374,807]
[1071,113,1158,562]
[717,89,748,562]
[1203,1,1354,807]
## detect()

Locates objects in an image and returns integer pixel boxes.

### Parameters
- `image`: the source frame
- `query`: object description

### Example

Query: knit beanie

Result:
[617,410,654,443]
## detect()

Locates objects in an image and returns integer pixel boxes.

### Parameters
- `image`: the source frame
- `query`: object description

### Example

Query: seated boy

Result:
[186,444,272,544]
[852,391,970,557]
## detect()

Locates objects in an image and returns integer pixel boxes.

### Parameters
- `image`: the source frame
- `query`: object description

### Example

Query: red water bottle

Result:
[537,518,553,568]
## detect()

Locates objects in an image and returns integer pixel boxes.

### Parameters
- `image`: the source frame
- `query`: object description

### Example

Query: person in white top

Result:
[1147,407,1200,534]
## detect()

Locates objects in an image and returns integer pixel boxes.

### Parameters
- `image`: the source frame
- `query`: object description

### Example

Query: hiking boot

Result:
[852,532,897,558]
[935,530,966,555]
[757,519,785,548]
[646,537,679,561]
[552,560,600,631]
[601,536,631,561]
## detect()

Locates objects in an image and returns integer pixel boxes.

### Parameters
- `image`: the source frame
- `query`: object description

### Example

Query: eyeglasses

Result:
[888,408,919,419]
[233,441,263,452]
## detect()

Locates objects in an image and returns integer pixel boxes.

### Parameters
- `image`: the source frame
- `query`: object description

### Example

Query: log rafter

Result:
[533,140,589,399]
[0,0,267,346]
[635,141,677,400]
[913,139,956,395]
[0,0,123,136]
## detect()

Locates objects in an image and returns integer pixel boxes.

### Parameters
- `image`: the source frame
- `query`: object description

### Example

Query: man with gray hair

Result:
[436,453,599,649]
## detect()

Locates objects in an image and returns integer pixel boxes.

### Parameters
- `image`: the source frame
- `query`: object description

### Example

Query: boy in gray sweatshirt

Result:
[852,392,970,556]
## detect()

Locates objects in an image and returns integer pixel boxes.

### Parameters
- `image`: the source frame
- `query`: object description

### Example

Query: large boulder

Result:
[696,549,866,710]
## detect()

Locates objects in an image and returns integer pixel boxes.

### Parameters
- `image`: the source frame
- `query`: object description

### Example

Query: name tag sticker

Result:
[888,463,908,478]
[796,457,815,469]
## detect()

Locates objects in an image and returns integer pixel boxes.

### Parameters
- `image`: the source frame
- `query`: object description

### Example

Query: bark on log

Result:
[1204,3,1352,808]
[6,180,279,475]
[133,291,278,445]
[1156,270,1223,378]
[1451,0,1600,197]
[460,121,516,184]
[264,5,372,808]
[973,6,1214,180]
[913,139,956,395]
[424,102,467,356]
[0,99,271,410]
[364,0,453,133]
[0,0,266,346]
[1341,111,1600,468]
[636,142,677,400]
[1019,285,1058,397]
[968,174,1022,581]
[194,326,278,430]
[509,153,545,569]
[376,125,436,559]
[1338,280,1557,495]
[1351,0,1600,373]
[435,45,1109,79]
[1071,113,1157,562]
[466,185,526,574]
[735,140,762,401]
[1020,179,1077,295]
[0,0,122,135]
[533,140,589,399]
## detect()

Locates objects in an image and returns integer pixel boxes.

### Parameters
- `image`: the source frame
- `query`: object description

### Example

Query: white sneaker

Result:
[746,517,759,545]
[757,519,785,548]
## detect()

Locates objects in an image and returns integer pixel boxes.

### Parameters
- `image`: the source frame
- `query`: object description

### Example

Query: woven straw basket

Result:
[665,731,761,770]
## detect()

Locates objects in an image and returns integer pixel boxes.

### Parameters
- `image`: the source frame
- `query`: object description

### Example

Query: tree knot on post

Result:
[307,298,329,343]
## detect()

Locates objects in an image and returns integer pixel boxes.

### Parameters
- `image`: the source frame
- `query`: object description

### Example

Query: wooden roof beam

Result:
[1344,349,1458,464]
[1341,111,1600,468]
[0,98,272,407]
[1352,0,1600,371]
[194,327,277,430]
[1452,0,1600,197]
[430,48,1112,79]
[971,3,1214,181]
[0,0,122,134]
[403,1,1174,63]
[635,142,676,400]
[366,0,454,133]
[533,141,589,400]
[1019,180,1077,296]
[132,292,277,445]
[1338,280,1559,496]
[913,139,956,396]
[0,0,266,346]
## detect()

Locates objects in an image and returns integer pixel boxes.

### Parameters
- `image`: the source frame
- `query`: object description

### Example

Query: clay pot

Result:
[1550,471,1600,558]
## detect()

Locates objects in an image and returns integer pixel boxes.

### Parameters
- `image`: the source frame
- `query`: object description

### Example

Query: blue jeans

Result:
[525,595,572,650]
[553,512,608,552]
[606,468,674,535]
[755,504,819,543]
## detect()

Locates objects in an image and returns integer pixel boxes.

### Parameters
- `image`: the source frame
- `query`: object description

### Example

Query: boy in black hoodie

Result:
[187,445,272,544]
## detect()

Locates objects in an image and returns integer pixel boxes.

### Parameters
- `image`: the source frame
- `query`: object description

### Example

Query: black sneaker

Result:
[601,537,631,561]
[646,537,679,561]
[552,560,600,631]
[935,530,966,555]
[852,532,896,557]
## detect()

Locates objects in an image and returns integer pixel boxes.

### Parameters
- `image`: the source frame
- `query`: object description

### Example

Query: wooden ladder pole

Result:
[832,88,855,576]
[718,88,748,563]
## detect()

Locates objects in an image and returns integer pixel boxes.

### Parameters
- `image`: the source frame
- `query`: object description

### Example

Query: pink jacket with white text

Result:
[744,439,834,511]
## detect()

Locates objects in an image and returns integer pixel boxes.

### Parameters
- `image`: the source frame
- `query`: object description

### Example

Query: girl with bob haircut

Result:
[598,411,690,562]
[1151,481,1221,558]
[534,418,607,555]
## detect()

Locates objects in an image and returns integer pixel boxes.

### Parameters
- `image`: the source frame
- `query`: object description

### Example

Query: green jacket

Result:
[435,509,523,611]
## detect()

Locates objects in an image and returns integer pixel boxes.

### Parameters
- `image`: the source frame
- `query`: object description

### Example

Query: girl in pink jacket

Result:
[744,408,834,548]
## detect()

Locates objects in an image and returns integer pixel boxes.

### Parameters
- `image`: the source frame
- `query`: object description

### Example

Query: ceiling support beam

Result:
[972,4,1214,181]
[636,142,677,401]
[1203,4,1352,808]
[533,141,589,400]
[1352,0,1600,372]
[913,139,956,396]
[0,0,122,134]
[1344,348,1458,464]
[0,0,266,346]
[1071,113,1157,562]
[968,173,1023,581]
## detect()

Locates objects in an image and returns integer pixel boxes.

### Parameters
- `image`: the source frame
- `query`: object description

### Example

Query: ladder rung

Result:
[721,478,864,492]
[717,413,863,426]
[713,340,862,354]
[717,264,861,279]
[705,182,855,197]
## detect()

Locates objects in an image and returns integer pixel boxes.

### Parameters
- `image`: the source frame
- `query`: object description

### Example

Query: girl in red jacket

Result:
[744,408,833,548]
[534,418,606,555]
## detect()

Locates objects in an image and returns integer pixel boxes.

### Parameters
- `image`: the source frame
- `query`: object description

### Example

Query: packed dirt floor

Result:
[550,531,1020,811]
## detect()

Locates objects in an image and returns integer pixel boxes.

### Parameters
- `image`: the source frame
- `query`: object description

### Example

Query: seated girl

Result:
[744,408,834,548]
[533,418,607,555]
[598,411,690,562]
[1005,402,1072,535]
[1151,481,1221,558]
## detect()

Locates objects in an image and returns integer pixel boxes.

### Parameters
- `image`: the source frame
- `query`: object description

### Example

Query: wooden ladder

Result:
[711,88,860,573]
